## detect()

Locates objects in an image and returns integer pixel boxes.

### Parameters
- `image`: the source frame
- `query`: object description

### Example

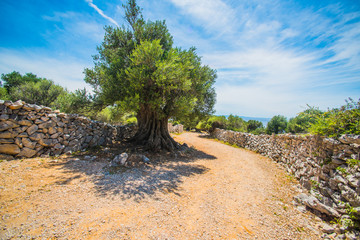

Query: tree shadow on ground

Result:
[46,142,216,202]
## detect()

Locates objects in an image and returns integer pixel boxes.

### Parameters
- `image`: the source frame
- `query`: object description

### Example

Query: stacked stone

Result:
[0,100,115,158]
[212,128,360,220]
[114,125,137,141]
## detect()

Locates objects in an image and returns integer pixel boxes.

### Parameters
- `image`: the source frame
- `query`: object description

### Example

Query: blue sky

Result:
[1,0,359,118]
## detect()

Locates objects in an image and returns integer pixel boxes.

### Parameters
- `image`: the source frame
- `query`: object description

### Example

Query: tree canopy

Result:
[84,0,217,151]
[0,71,65,106]
[266,115,288,134]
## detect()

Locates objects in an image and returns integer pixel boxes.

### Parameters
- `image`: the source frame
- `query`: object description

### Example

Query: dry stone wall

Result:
[0,100,185,159]
[211,128,360,220]
[0,100,116,158]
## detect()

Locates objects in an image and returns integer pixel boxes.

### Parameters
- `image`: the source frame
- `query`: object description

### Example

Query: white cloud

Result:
[85,0,119,27]
[203,48,315,87]
[169,0,236,35]
[175,1,360,117]
[0,49,92,92]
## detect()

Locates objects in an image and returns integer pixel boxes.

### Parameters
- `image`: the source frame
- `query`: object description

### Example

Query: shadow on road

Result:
[46,143,216,202]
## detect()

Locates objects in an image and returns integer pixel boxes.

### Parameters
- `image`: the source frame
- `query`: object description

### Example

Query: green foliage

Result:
[1,71,41,94]
[286,105,323,133]
[266,115,288,134]
[336,166,348,176]
[346,158,360,168]
[205,115,228,131]
[247,119,263,132]
[251,127,266,135]
[0,71,68,107]
[195,115,265,134]
[52,88,97,117]
[10,79,66,106]
[309,98,360,137]
[227,114,247,132]
[0,87,10,100]
[84,0,216,133]
[96,106,137,124]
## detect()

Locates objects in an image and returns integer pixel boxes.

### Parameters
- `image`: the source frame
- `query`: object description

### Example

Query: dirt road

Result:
[0,132,323,239]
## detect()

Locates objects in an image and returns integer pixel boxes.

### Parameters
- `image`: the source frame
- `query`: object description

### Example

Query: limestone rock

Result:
[295,193,340,217]
[0,138,14,144]
[0,131,17,138]
[38,121,55,129]
[48,127,57,135]
[8,100,24,110]
[0,154,14,160]
[22,138,37,149]
[339,135,360,145]
[346,175,360,188]
[29,133,45,141]
[18,147,37,158]
[0,114,9,120]
[53,143,65,150]
[339,184,360,207]
[39,138,56,147]
[111,153,128,166]
[17,132,28,138]
[0,144,20,155]
[23,104,41,111]
[0,121,20,131]
[345,231,360,240]
[26,125,38,135]
[17,119,32,126]
[51,132,60,139]
[15,138,23,148]
[321,223,335,234]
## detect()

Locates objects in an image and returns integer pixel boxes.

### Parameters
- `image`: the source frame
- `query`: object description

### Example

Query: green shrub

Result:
[286,106,323,133]
[266,115,288,134]
[309,98,360,137]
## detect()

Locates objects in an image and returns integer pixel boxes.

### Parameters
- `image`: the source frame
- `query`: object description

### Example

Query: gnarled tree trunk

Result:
[130,105,180,151]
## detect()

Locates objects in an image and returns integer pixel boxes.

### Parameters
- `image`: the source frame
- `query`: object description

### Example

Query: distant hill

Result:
[221,115,271,127]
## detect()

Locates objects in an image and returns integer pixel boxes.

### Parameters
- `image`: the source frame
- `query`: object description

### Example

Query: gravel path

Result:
[0,132,324,239]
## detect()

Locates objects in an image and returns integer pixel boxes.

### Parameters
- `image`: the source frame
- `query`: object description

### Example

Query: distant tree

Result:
[227,114,247,132]
[266,115,288,134]
[10,79,66,106]
[1,71,41,94]
[247,120,263,132]
[252,127,266,135]
[286,105,323,133]
[84,0,216,151]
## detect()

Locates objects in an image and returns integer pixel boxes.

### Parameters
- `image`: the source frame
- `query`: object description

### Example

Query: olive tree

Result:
[84,0,216,151]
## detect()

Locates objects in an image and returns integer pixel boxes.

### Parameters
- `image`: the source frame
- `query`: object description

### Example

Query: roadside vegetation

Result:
[186,98,360,137]
[1,70,358,138]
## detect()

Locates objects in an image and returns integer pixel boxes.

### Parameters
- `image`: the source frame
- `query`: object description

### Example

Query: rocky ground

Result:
[0,132,328,239]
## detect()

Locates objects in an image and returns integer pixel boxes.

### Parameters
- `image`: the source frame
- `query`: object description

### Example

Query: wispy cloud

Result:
[85,0,119,27]
[169,0,360,117]
[169,0,236,35]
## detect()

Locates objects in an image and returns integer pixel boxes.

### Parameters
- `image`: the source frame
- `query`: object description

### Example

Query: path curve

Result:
[0,132,323,239]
